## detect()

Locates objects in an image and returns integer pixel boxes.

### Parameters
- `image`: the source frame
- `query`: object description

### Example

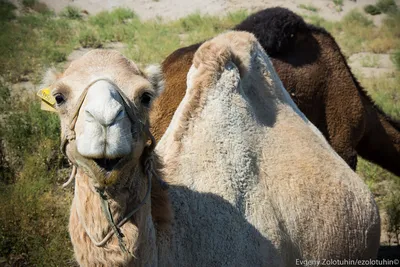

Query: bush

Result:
[0,82,11,112]
[22,0,36,8]
[364,5,382,15]
[90,8,136,27]
[343,10,373,27]
[385,191,400,245]
[392,50,400,70]
[0,0,16,21]
[376,0,398,14]
[333,0,343,6]
[47,49,67,62]
[79,29,103,48]
[60,5,82,19]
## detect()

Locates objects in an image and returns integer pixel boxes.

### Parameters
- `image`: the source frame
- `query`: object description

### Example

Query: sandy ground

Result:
[24,0,396,23]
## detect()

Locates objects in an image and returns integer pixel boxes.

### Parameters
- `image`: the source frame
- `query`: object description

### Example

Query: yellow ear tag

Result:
[37,88,57,112]
[40,101,58,112]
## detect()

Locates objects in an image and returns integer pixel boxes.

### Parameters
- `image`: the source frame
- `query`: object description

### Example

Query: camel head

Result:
[42,50,163,187]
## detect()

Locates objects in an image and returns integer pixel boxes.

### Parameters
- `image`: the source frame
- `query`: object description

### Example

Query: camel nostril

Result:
[85,110,95,121]
[115,109,125,122]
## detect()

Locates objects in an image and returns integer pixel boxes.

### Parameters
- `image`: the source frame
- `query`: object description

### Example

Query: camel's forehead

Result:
[64,50,141,77]
[56,50,152,98]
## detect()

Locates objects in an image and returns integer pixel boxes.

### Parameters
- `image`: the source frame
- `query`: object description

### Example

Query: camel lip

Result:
[93,157,123,172]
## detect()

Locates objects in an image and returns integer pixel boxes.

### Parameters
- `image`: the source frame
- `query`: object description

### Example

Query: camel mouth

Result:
[94,157,123,172]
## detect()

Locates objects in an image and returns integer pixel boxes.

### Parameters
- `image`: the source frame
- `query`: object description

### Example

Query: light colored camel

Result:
[45,32,379,266]
[157,31,380,266]
[43,50,171,266]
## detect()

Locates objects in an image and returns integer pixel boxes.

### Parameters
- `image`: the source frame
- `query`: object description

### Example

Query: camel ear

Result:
[144,64,164,97]
[36,68,63,113]
[41,67,62,87]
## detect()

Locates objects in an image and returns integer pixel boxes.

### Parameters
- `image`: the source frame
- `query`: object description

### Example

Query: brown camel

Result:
[150,7,400,176]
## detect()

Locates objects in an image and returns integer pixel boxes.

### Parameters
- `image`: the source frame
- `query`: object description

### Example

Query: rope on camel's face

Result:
[57,78,153,188]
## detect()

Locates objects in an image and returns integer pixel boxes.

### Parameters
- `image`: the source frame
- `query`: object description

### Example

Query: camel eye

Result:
[140,92,153,107]
[54,93,66,105]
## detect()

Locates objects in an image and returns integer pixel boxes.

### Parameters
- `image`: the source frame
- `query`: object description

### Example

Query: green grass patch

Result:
[333,0,343,11]
[298,4,318,12]
[90,7,136,26]
[60,5,82,19]
[392,50,400,70]
[0,101,60,160]
[357,74,400,119]
[305,10,400,56]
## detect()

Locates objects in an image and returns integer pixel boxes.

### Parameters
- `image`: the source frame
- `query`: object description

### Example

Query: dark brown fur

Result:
[150,8,400,176]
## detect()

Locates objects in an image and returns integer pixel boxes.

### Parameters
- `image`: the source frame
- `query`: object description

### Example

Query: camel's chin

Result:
[71,148,131,186]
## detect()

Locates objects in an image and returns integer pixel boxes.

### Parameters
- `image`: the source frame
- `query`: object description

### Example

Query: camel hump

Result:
[192,31,259,80]
[234,7,308,56]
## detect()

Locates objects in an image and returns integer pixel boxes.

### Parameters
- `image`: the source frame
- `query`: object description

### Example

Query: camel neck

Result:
[69,168,157,266]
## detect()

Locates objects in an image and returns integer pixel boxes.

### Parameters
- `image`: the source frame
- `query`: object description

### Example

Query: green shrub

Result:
[60,5,82,19]
[0,0,16,21]
[0,82,11,112]
[343,10,373,27]
[22,0,36,7]
[333,0,343,11]
[392,50,400,70]
[376,0,398,14]
[0,141,13,185]
[364,5,382,15]
[385,191,400,244]
[333,0,343,6]
[90,7,136,27]
[78,29,103,48]
[48,49,67,62]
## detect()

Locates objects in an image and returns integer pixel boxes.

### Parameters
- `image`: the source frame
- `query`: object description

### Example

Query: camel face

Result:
[47,50,163,183]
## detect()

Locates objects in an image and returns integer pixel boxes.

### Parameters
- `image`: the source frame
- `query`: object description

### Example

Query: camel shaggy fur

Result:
[48,34,379,266]
[156,31,380,266]
[150,7,400,176]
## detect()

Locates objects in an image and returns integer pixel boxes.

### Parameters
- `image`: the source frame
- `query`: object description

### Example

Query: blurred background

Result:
[0,0,399,265]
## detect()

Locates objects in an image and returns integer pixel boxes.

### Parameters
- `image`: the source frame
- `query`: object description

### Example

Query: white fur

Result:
[76,80,132,158]
[144,64,165,97]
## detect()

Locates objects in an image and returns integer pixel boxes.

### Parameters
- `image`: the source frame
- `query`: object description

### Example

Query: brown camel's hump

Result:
[308,23,400,131]
[162,42,202,69]
[150,43,201,141]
